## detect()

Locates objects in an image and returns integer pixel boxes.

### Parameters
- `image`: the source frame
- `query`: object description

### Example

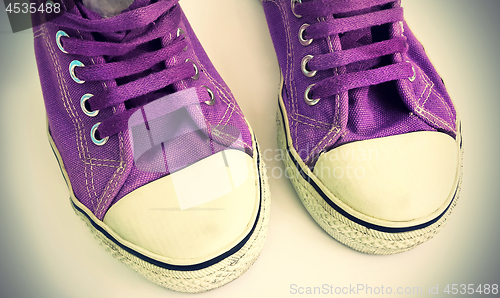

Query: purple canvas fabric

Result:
[33,0,253,220]
[263,0,457,166]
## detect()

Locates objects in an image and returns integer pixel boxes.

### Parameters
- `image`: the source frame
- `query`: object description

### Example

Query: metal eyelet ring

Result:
[203,86,215,106]
[301,55,317,77]
[291,0,302,18]
[185,59,199,80]
[69,60,85,84]
[408,64,417,82]
[177,28,188,51]
[304,84,320,106]
[56,30,69,53]
[91,122,109,146]
[80,94,99,117]
[176,27,184,37]
[299,23,313,46]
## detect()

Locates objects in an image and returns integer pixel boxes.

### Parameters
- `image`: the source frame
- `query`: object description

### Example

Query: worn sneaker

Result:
[262,0,462,254]
[33,0,270,292]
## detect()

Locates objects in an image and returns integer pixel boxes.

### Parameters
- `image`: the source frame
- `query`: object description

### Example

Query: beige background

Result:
[1,0,499,297]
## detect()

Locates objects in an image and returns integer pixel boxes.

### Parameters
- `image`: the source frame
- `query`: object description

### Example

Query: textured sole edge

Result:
[277,107,463,255]
[49,124,271,292]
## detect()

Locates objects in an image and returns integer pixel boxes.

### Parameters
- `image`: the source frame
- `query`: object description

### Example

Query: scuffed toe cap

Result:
[103,150,259,266]
[313,131,459,224]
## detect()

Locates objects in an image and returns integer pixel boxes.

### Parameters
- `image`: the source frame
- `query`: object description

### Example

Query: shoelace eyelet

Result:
[203,86,215,106]
[80,94,99,117]
[91,122,109,146]
[69,60,85,84]
[304,84,320,106]
[185,58,199,80]
[56,30,69,53]
[299,24,313,46]
[291,0,302,18]
[177,28,188,51]
[408,64,417,82]
[176,27,184,37]
[301,55,316,77]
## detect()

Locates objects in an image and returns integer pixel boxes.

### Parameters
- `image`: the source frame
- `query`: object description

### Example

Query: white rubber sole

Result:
[277,101,463,255]
[49,129,271,293]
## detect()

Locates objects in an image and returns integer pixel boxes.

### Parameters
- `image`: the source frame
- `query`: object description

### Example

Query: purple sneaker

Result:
[263,0,462,254]
[33,0,270,292]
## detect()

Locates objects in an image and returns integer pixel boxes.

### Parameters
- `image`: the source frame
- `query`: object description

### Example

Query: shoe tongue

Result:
[82,0,134,18]
[78,0,156,42]
[81,0,152,18]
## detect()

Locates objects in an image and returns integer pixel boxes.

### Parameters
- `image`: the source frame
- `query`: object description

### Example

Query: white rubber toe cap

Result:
[313,131,459,223]
[103,149,259,266]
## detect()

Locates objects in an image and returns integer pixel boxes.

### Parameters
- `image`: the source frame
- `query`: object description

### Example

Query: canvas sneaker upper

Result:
[264,0,458,167]
[264,0,461,228]
[34,0,255,221]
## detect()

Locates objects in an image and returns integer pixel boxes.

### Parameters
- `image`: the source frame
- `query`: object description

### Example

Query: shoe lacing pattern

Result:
[52,0,212,144]
[294,0,414,104]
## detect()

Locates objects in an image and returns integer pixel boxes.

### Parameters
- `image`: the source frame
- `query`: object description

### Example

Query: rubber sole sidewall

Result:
[276,107,463,255]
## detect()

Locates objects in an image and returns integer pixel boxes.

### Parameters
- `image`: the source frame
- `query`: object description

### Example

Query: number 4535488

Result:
[5,2,61,14]
[444,284,498,295]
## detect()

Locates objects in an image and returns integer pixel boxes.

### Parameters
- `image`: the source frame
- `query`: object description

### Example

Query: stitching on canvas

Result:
[294,118,331,130]
[62,31,99,197]
[269,0,296,148]
[95,153,125,217]
[94,90,128,214]
[224,103,235,126]
[48,25,125,212]
[43,24,95,205]
[295,113,332,126]
[432,88,454,123]
[190,61,251,149]
[315,30,344,157]
[202,65,243,120]
[416,72,430,104]
[83,39,100,197]
[84,162,121,168]
[294,113,335,130]
[416,73,455,133]
[326,21,342,134]
[182,51,251,148]
[306,126,341,163]
[87,157,124,162]
[415,107,455,132]
[201,63,251,149]
[211,128,247,148]
[95,122,126,218]
[33,30,44,38]
[312,126,341,157]
[96,162,125,218]
[420,72,433,107]
[408,67,452,133]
